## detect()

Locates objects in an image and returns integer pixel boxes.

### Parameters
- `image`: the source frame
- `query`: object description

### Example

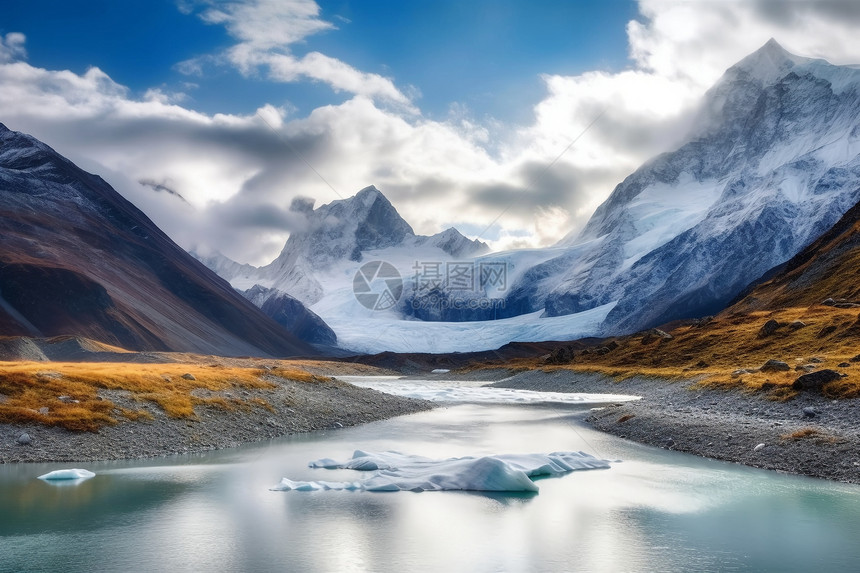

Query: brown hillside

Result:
[474,200,860,399]
[0,124,314,358]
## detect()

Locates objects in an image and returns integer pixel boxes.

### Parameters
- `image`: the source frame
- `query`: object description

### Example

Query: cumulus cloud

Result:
[497,0,860,245]
[180,0,413,109]
[199,0,333,48]
[629,0,860,85]
[0,33,26,63]
[0,49,496,261]
[142,87,190,105]
[3,1,860,263]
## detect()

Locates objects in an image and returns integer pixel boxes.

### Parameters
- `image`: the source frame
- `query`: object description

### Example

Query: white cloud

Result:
[182,0,413,109]
[0,33,26,63]
[143,87,189,104]
[266,51,414,108]
[497,0,860,244]
[199,0,333,48]
[0,44,497,262]
[630,0,860,84]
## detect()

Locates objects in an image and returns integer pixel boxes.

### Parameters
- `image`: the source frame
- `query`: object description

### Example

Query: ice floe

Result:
[272,450,610,493]
[37,469,96,481]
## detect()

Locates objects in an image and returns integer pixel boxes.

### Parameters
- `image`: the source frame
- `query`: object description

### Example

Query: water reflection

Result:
[1,397,860,572]
[0,473,194,537]
[36,477,91,487]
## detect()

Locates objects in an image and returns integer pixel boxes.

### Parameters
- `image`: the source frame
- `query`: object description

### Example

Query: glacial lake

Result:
[2,377,860,572]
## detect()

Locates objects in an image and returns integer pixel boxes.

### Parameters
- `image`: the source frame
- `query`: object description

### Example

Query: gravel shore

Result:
[0,375,433,464]
[7,363,859,483]
[486,369,860,484]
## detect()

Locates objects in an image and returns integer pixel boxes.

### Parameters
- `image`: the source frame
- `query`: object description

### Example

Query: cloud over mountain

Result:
[2,1,860,266]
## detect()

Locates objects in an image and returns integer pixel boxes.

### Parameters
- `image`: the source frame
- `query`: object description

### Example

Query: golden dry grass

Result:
[780,427,840,444]
[475,305,860,398]
[0,361,322,432]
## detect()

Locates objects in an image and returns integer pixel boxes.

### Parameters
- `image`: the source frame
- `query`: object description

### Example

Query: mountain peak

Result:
[261,185,415,287]
[353,184,387,208]
[356,184,382,197]
[730,38,809,84]
[760,38,788,57]
[335,185,406,228]
[417,227,489,258]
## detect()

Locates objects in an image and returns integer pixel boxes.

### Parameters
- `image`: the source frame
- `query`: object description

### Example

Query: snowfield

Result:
[317,301,616,354]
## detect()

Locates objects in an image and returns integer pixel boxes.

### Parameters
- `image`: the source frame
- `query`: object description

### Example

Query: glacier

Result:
[271,450,611,493]
[319,303,616,355]
[243,238,612,354]
[195,40,860,353]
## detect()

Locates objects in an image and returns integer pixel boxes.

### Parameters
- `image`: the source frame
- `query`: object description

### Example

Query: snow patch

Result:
[271,450,611,493]
[619,174,724,270]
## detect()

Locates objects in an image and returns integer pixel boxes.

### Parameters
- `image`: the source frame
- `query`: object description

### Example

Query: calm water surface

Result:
[1,377,859,572]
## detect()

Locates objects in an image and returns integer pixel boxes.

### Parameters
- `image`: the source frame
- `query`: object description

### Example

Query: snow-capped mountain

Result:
[254,186,488,305]
[197,40,860,353]
[200,185,488,305]
[435,39,860,335]
[193,185,491,352]
[190,251,258,285]
[544,39,860,334]
[0,123,314,357]
[256,186,414,305]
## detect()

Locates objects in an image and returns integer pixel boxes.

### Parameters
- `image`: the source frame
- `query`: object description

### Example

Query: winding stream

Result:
[2,377,859,572]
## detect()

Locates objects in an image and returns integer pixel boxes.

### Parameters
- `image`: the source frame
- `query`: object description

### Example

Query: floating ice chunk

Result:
[275,479,364,491]
[272,450,610,493]
[37,469,96,481]
[430,369,450,374]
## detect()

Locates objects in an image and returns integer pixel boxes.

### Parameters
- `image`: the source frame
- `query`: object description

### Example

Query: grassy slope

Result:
[493,305,859,399]
[0,361,339,432]
[476,201,860,399]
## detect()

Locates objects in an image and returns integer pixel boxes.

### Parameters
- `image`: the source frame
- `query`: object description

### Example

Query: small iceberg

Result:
[38,469,96,481]
[272,450,610,493]
[430,369,450,374]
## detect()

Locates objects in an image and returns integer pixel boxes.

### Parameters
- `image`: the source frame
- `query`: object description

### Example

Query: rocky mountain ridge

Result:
[0,123,314,357]
[410,40,860,335]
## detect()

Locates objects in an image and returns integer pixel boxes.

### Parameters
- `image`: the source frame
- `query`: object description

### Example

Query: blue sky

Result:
[2,0,635,123]
[1,0,858,263]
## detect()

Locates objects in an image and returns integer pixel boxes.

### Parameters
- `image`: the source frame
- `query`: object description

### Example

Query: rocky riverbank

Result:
[0,373,433,464]
[485,368,860,484]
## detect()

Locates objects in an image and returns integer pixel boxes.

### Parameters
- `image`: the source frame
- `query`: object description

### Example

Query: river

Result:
[1,377,859,572]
